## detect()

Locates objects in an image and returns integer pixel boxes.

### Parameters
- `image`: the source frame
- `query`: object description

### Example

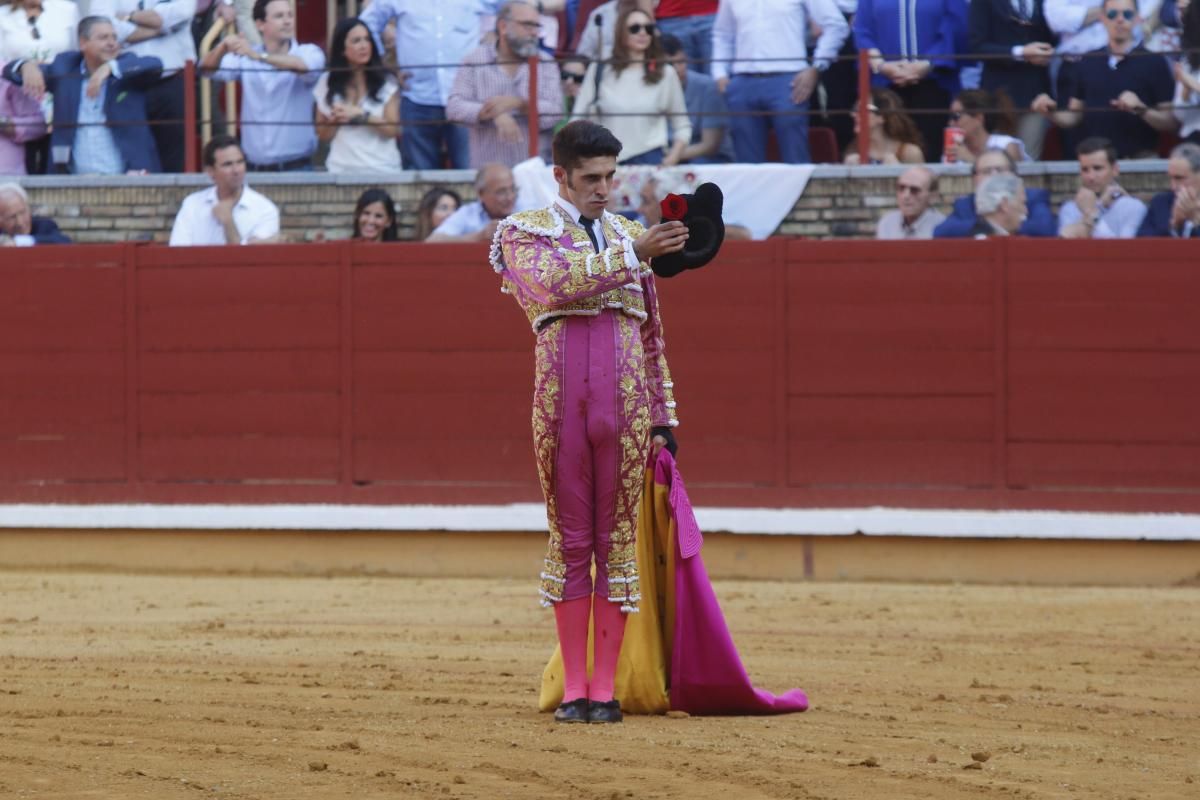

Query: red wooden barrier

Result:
[2,239,1200,512]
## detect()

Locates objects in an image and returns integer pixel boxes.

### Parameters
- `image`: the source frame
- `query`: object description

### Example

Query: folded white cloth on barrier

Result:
[512,158,814,240]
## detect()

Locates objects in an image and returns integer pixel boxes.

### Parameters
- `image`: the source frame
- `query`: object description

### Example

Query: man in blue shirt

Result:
[934,148,1056,238]
[200,0,325,171]
[359,0,488,170]
[661,33,733,163]
[1058,136,1147,238]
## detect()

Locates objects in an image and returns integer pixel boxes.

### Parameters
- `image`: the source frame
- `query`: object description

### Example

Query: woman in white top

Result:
[314,17,401,173]
[572,7,690,165]
[947,89,1031,165]
[0,0,78,64]
[0,0,78,174]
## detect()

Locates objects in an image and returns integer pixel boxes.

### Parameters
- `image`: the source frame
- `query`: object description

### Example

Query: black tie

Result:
[579,215,599,252]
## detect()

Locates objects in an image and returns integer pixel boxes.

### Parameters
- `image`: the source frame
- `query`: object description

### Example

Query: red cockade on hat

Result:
[660,193,688,221]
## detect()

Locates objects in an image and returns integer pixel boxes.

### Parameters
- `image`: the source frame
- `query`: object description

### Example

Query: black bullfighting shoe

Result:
[554,697,589,723]
[587,699,623,724]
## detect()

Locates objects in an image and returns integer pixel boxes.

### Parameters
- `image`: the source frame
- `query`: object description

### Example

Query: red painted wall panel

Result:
[2,239,1200,512]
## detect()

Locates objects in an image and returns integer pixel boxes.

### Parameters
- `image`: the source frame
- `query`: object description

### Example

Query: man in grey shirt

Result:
[662,33,734,163]
[876,166,946,239]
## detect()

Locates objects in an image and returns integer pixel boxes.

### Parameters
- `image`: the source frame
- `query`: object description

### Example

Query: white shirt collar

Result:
[554,195,592,226]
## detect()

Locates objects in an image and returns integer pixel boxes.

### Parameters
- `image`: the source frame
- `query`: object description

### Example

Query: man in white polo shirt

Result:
[169,134,280,245]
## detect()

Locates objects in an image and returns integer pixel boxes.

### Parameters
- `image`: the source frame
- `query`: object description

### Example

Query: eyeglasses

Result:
[627,23,656,35]
[948,110,963,120]
[512,20,542,31]
[560,71,585,83]
[1105,9,1135,20]
[975,165,1012,176]
[896,183,926,195]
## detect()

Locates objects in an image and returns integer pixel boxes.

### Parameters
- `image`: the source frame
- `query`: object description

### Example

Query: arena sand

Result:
[0,571,1197,799]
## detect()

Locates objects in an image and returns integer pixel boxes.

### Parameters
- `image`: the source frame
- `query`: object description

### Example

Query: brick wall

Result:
[13,162,1173,243]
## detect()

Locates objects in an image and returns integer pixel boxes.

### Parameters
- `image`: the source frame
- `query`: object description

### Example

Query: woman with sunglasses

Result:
[571,7,691,165]
[843,88,925,165]
[947,88,1029,164]
[0,0,78,174]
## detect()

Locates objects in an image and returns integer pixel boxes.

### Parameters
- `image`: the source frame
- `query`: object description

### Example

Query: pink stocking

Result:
[553,596,592,702]
[589,594,627,703]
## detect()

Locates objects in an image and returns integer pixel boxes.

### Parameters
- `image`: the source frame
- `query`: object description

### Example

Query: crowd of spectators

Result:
[2,0,1199,245]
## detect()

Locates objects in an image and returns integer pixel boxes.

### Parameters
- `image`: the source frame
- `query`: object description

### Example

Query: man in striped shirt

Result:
[447,0,562,168]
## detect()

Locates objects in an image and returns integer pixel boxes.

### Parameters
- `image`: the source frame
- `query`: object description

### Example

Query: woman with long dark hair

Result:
[313,17,401,172]
[351,188,398,242]
[414,187,461,240]
[947,88,1028,164]
[571,7,690,165]
[1174,0,1200,145]
[843,88,925,164]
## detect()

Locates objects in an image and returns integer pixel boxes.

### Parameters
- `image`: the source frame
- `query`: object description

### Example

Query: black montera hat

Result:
[650,182,726,278]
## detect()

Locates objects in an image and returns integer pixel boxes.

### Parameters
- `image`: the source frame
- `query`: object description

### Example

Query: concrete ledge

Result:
[2,529,1197,586]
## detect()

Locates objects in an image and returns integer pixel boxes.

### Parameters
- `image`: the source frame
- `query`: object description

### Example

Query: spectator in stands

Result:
[200,0,324,172]
[2,17,163,174]
[169,134,280,245]
[934,148,1056,237]
[0,61,46,174]
[573,6,691,165]
[1173,0,1200,145]
[0,181,69,244]
[856,0,968,161]
[968,0,1054,158]
[358,0,486,171]
[818,0,860,152]
[427,162,517,241]
[575,0,652,63]
[447,1,562,168]
[655,0,718,72]
[1058,136,1146,237]
[352,188,399,242]
[314,17,401,173]
[713,0,849,163]
[843,87,925,164]
[0,0,79,173]
[1031,0,1176,159]
[559,56,588,115]
[636,174,754,237]
[1137,141,1200,236]
[661,32,733,163]
[213,0,260,46]
[876,165,946,238]
[1044,0,1156,61]
[969,172,1027,236]
[414,187,462,239]
[91,0,198,173]
[948,89,1029,164]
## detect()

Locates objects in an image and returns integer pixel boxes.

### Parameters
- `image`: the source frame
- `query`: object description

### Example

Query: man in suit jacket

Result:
[935,148,1057,237]
[0,183,71,245]
[1138,142,1200,237]
[1,16,162,174]
[969,0,1055,157]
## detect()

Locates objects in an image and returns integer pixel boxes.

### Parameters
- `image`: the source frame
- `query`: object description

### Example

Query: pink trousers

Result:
[534,311,650,605]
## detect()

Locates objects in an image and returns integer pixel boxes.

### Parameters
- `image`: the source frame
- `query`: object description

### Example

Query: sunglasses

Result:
[896,184,926,195]
[561,72,585,83]
[627,23,656,35]
[28,17,40,40]
[1105,8,1135,20]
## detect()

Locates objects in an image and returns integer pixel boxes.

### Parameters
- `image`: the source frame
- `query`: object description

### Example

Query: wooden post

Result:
[527,54,540,159]
[184,60,198,173]
[857,49,870,166]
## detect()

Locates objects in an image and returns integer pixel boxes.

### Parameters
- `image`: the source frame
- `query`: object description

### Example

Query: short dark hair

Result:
[660,33,684,57]
[1076,136,1117,165]
[253,0,288,22]
[552,120,622,171]
[78,15,112,40]
[204,134,242,167]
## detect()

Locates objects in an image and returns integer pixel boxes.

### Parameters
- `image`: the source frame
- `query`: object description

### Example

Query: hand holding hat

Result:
[650,183,726,278]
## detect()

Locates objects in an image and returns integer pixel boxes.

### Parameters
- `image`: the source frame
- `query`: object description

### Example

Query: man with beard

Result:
[447,0,563,167]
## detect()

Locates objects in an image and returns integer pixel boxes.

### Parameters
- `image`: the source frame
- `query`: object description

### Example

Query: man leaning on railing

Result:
[200,0,324,172]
